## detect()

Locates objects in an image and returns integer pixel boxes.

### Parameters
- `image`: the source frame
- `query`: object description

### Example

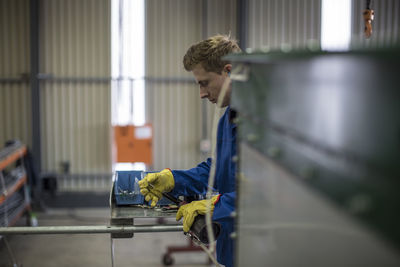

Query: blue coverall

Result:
[170,106,237,267]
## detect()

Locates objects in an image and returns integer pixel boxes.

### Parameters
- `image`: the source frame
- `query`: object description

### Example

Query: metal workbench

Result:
[0,172,183,266]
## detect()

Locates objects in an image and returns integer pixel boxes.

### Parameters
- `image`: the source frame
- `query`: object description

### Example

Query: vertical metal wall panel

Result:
[207,0,237,37]
[145,0,237,171]
[351,0,400,48]
[247,0,399,50]
[0,0,32,148]
[146,0,203,170]
[205,0,237,143]
[39,0,111,190]
[248,0,321,50]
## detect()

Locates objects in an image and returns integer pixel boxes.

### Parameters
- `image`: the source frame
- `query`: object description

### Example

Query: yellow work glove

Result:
[176,195,220,232]
[138,168,175,207]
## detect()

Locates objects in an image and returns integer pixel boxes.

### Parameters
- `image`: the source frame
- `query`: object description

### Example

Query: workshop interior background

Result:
[1,0,398,193]
[0,0,399,266]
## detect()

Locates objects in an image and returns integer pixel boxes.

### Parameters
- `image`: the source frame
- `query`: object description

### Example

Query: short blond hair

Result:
[183,35,241,74]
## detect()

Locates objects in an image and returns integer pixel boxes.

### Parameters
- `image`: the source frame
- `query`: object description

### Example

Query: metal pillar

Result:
[30,0,41,173]
[237,0,249,49]
[201,0,209,144]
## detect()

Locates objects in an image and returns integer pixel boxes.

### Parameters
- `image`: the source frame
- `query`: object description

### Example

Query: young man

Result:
[139,35,241,267]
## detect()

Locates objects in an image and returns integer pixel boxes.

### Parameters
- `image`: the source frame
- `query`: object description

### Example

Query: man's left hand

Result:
[176,195,220,232]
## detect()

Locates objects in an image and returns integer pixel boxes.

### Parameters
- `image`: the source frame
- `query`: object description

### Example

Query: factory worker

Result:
[139,35,241,267]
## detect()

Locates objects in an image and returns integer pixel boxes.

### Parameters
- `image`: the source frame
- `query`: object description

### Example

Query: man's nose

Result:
[200,88,208,99]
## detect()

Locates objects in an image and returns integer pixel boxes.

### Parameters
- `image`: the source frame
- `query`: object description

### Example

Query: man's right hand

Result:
[138,168,175,207]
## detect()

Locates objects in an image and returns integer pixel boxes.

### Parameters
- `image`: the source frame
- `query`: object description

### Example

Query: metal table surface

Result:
[0,186,183,236]
[110,203,177,219]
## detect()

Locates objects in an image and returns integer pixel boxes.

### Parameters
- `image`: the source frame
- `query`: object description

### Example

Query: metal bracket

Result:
[110,218,134,239]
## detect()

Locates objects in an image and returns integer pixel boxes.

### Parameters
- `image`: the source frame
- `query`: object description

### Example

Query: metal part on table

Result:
[109,172,178,219]
[112,170,175,206]
[109,171,179,238]
[113,171,144,205]
[0,170,182,237]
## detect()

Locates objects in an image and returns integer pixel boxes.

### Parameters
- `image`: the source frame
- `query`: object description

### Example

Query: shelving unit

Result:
[0,142,31,228]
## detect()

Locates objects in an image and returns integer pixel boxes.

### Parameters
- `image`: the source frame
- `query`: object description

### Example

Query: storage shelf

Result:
[0,142,31,229]
[0,146,27,171]
[8,202,31,227]
[0,174,27,204]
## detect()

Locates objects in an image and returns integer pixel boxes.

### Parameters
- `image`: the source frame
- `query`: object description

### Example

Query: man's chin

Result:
[217,102,229,108]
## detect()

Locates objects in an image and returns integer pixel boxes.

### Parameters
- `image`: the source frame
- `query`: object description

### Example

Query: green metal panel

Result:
[228,49,400,249]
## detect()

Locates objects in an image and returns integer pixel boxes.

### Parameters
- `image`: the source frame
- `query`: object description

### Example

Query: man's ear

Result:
[224,64,232,75]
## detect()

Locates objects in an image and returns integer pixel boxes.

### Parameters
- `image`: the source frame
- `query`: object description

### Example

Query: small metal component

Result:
[363,9,374,38]
[161,205,179,212]
[111,218,134,238]
[188,215,221,245]
[116,176,139,197]
[117,186,135,196]
[363,0,374,39]
[231,155,239,163]
[230,232,237,239]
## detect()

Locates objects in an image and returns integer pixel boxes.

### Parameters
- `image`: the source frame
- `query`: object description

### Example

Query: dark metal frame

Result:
[30,0,41,173]
[237,0,248,49]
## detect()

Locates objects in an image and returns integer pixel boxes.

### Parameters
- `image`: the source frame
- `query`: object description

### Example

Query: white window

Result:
[112,0,145,126]
[321,0,352,51]
[112,0,146,171]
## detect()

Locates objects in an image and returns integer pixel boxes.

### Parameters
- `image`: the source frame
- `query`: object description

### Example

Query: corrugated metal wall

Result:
[145,0,202,170]
[352,0,400,48]
[39,0,112,191]
[145,0,237,171]
[1,0,112,191]
[2,0,399,191]
[0,0,32,149]
[248,0,322,50]
[247,0,400,50]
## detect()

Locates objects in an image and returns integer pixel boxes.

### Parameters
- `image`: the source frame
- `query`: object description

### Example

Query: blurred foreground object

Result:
[228,48,400,266]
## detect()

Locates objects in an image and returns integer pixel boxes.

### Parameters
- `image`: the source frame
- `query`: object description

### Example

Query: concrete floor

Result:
[0,208,216,267]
